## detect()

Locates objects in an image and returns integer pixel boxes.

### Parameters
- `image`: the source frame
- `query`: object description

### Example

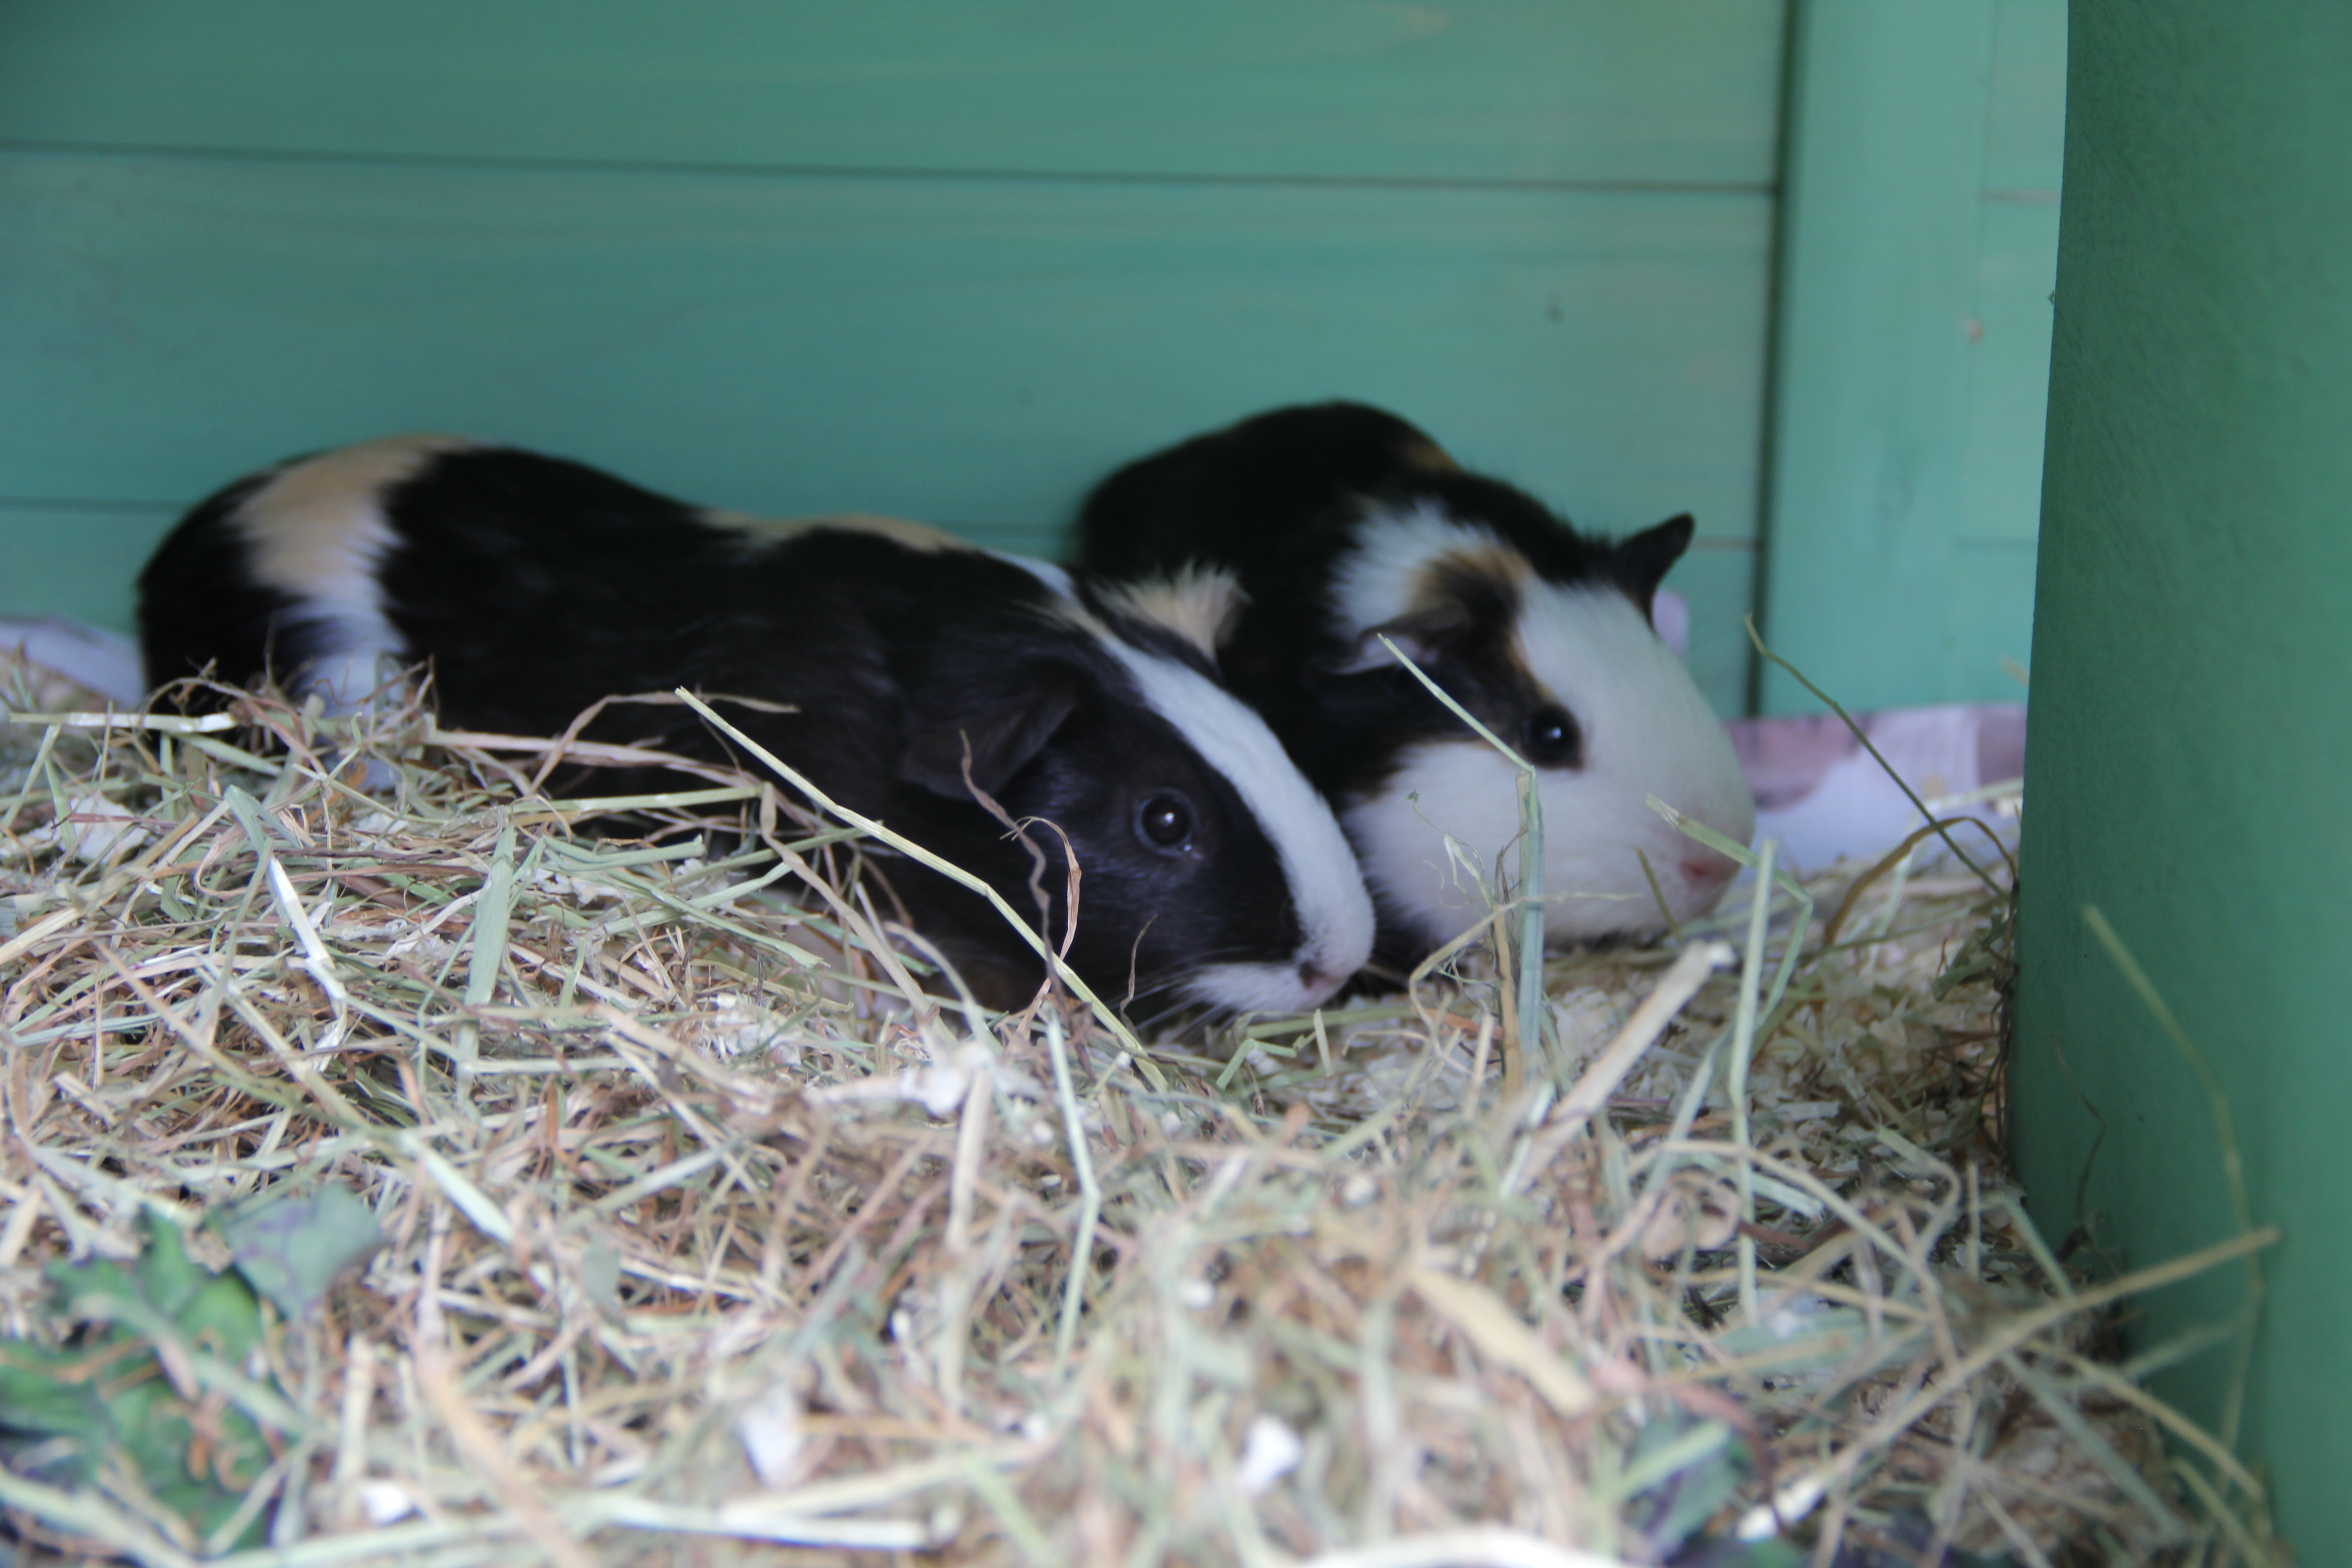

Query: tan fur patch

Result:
[235,435,477,598]
[1094,566,1249,659]
[699,510,968,554]
[1413,545,1529,601]
[1399,434,1460,473]
[1412,547,1539,682]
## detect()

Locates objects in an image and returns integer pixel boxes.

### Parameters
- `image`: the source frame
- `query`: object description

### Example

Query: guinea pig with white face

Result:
[1073,402,1757,970]
[138,436,1375,1014]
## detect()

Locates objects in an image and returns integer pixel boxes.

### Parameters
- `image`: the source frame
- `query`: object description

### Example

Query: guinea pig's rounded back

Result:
[140,436,475,702]
[1075,401,1459,582]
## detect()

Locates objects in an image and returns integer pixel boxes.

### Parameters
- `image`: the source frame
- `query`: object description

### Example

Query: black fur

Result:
[1071,402,1696,964]
[137,468,305,693]
[139,445,1319,1011]
[1077,400,1461,587]
[1072,403,1693,801]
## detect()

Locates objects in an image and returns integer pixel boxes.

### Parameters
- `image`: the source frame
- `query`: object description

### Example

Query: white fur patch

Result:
[1100,640,1376,1013]
[995,554,1075,598]
[233,435,473,707]
[1326,500,1511,640]
[1335,512,1756,952]
[1183,957,1353,1015]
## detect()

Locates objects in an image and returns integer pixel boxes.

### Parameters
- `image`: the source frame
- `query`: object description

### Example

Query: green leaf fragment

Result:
[211,1180,387,1318]
[0,1212,291,1551]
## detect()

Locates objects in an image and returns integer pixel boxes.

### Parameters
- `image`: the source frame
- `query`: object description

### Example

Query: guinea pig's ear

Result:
[897,666,1084,800]
[1611,513,1696,617]
[1324,599,1475,676]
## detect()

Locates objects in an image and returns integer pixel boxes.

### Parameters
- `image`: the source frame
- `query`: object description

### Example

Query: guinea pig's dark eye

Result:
[1522,705,1583,768]
[1136,792,1195,852]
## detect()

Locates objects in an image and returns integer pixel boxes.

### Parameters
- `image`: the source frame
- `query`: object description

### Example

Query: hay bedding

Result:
[0,663,2283,1568]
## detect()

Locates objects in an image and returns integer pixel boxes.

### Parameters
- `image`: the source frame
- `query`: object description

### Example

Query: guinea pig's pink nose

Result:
[1681,848,1738,891]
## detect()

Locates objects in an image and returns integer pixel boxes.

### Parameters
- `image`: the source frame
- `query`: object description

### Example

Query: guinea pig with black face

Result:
[138,436,1376,1014]
[1073,401,1757,970]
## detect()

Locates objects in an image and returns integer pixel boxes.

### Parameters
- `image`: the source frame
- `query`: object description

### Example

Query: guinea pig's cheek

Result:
[1524,775,1740,938]
[1345,741,1526,944]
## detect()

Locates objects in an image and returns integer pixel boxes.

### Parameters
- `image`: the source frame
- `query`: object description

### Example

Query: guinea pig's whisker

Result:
[1128,996,1210,1038]
[1117,973,1214,1024]
[1117,973,1194,1009]
[1119,953,1296,1037]
[1147,944,1254,970]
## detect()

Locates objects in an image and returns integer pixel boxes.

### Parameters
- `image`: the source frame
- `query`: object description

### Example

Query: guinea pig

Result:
[1073,401,1756,969]
[138,436,1375,1015]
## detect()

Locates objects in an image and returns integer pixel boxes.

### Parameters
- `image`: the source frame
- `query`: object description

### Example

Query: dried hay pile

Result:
[0,671,2284,1567]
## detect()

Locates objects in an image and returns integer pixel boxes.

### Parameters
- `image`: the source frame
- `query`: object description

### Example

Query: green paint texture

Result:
[0,3,1783,711]
[0,3,2073,716]
[1759,0,2062,715]
[2013,2,2352,1547]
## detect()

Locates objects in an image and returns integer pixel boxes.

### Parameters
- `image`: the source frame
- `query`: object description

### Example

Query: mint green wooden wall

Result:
[1757,0,2063,714]
[0,3,2061,717]
[2015,4,2352,1544]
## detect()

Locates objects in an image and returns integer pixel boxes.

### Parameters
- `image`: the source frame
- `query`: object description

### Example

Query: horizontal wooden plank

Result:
[0,504,179,632]
[1982,0,2067,194]
[0,152,1771,558]
[1955,200,2061,544]
[0,1,1786,187]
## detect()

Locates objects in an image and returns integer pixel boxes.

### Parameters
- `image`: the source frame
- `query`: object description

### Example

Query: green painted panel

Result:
[1940,540,2035,697]
[2013,3,2352,1542]
[1955,200,2061,546]
[0,152,1770,710]
[0,155,1771,534]
[1982,0,2068,193]
[0,1,1785,186]
[1757,0,1998,713]
[0,506,178,632]
[2016,4,2352,1545]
